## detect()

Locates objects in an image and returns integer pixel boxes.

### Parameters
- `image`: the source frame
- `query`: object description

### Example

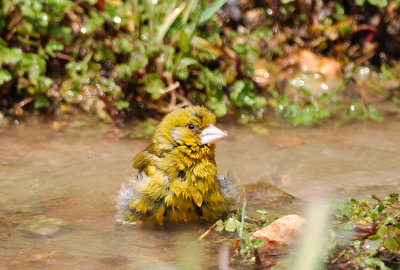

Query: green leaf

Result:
[367,0,388,8]
[145,74,165,100]
[113,38,134,54]
[34,96,50,109]
[1,47,22,64]
[74,120,86,127]
[364,237,383,256]
[45,40,64,57]
[376,224,389,237]
[129,51,148,72]
[350,198,359,204]
[334,3,345,15]
[253,96,267,108]
[177,57,199,70]
[364,257,390,270]
[384,235,399,252]
[214,219,225,232]
[178,29,191,54]
[385,193,399,200]
[316,107,330,119]
[206,68,226,87]
[20,53,46,78]
[377,203,386,212]
[230,80,245,106]
[114,100,130,110]
[257,209,269,223]
[49,26,73,43]
[207,95,228,117]
[240,238,264,253]
[367,103,383,121]
[0,69,12,85]
[175,69,188,80]
[117,64,134,79]
[81,15,105,35]
[199,0,227,24]
[225,217,240,232]
[250,238,264,249]
[358,107,368,120]
[370,209,379,220]
[352,240,361,250]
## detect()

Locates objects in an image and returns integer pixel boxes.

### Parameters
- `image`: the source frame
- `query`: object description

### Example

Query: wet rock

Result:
[253,59,275,88]
[286,49,342,81]
[16,217,73,238]
[243,9,265,29]
[250,214,305,254]
[223,0,242,22]
[280,49,343,96]
[240,182,302,220]
[242,182,299,205]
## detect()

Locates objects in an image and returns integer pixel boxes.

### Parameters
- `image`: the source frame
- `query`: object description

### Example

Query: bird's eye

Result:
[187,123,195,130]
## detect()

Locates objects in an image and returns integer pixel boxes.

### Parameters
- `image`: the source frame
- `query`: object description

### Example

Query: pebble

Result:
[251,214,306,254]
[16,217,72,238]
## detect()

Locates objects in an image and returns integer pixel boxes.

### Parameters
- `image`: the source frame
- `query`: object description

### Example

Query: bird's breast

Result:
[166,157,218,207]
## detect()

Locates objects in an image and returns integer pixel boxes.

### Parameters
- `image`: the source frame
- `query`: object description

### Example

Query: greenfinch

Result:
[116,106,236,224]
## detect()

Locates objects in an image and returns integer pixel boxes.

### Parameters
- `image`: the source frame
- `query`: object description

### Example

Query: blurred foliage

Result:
[200,192,400,269]
[204,193,279,267]
[328,194,400,269]
[0,0,400,126]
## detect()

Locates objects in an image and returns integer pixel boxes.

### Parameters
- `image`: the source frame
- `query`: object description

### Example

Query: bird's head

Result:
[152,106,227,158]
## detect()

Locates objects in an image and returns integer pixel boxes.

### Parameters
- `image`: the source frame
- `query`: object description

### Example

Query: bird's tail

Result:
[115,172,156,223]
[115,177,137,224]
[217,174,238,206]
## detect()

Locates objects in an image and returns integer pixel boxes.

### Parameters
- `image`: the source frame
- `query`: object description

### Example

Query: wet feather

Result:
[116,106,236,224]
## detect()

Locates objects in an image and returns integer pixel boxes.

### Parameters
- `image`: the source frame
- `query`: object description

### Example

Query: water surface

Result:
[1,119,399,269]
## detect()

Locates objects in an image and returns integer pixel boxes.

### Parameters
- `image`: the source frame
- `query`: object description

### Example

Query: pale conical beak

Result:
[199,124,228,145]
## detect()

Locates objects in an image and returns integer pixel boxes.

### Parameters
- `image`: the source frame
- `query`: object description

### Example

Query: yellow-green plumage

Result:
[116,106,235,224]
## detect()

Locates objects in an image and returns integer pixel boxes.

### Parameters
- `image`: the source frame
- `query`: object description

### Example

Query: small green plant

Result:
[201,191,400,269]
[257,209,269,223]
[1,0,399,126]
[328,194,400,269]
[202,192,267,267]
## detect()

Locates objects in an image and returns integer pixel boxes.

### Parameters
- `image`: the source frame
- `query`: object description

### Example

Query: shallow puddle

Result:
[1,119,400,269]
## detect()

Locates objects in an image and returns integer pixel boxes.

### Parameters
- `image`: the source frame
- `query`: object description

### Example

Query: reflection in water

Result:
[0,119,400,268]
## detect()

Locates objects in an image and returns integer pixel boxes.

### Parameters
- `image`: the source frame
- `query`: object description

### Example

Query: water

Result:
[1,119,400,269]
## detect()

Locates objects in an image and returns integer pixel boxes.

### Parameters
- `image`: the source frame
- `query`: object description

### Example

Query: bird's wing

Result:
[133,145,161,176]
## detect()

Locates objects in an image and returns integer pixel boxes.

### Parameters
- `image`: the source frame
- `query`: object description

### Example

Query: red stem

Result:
[354,224,375,234]
[97,0,105,12]
[16,97,35,108]
[364,32,375,44]
[355,24,378,33]
[254,248,264,269]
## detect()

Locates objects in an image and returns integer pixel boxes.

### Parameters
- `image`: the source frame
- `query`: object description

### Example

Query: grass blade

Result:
[156,2,187,42]
[239,191,246,239]
[199,0,227,24]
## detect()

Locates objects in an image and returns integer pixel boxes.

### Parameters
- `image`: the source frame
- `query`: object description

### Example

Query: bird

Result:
[116,106,236,224]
